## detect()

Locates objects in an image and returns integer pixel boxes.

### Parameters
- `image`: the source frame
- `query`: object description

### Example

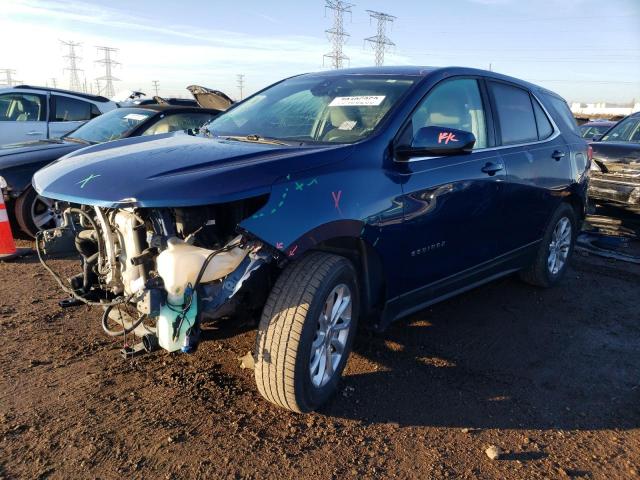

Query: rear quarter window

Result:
[542,94,580,137]
[532,97,554,140]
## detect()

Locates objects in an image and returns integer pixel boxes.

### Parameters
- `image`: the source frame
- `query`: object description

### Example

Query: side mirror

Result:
[396,126,476,160]
[592,134,603,142]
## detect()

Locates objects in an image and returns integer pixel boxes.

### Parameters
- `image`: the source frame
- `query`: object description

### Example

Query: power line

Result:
[0,69,21,87]
[152,80,160,96]
[95,46,120,98]
[60,40,84,92]
[236,74,245,100]
[364,10,396,66]
[323,0,354,69]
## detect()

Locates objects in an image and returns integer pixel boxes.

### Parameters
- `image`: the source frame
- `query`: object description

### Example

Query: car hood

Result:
[186,85,234,110]
[0,139,83,169]
[33,133,352,208]
[591,141,640,175]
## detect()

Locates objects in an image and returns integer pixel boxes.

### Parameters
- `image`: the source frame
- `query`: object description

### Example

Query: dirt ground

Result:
[1,207,639,480]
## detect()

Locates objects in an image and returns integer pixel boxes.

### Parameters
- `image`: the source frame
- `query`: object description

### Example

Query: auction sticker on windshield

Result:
[124,113,149,121]
[329,96,385,107]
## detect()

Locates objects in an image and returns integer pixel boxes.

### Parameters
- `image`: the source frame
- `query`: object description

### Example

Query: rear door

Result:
[49,95,98,139]
[487,81,573,252]
[0,92,47,145]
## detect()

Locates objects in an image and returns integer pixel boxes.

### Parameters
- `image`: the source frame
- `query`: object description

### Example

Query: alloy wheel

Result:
[547,216,572,275]
[309,283,352,388]
[30,195,61,230]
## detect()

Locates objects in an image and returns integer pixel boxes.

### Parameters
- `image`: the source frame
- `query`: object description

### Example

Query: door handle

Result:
[26,131,42,136]
[481,162,504,176]
[552,150,565,160]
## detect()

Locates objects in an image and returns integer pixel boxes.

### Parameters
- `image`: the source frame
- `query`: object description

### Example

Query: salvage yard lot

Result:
[1,235,639,479]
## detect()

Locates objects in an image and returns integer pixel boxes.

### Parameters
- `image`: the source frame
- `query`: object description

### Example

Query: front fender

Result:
[239,163,406,295]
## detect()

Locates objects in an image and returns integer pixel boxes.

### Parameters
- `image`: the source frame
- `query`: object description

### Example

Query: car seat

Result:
[322,106,364,142]
[424,93,472,132]
[15,98,40,121]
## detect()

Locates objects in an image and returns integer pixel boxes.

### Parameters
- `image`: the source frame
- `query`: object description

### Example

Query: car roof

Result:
[8,85,112,103]
[303,65,562,99]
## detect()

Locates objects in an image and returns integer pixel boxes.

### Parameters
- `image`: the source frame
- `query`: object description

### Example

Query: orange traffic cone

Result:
[0,195,30,261]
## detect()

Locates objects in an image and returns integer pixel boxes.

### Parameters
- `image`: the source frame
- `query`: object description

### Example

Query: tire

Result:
[254,252,359,413]
[519,202,577,288]
[14,187,59,238]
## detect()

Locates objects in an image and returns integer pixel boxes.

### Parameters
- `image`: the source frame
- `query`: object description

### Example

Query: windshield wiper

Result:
[63,136,92,145]
[222,134,290,146]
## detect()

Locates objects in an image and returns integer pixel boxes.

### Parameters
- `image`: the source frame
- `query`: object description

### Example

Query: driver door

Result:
[398,77,508,298]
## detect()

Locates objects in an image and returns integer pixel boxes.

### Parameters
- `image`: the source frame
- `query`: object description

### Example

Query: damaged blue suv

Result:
[33,67,589,412]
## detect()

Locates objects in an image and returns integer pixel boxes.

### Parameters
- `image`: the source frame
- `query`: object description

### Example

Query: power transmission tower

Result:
[152,80,160,96]
[323,1,354,69]
[364,10,396,67]
[60,40,84,92]
[236,74,245,100]
[94,79,101,95]
[0,69,21,87]
[95,46,120,98]
[50,77,58,88]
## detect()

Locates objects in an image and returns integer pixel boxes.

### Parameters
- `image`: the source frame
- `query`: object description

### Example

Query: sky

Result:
[0,0,638,103]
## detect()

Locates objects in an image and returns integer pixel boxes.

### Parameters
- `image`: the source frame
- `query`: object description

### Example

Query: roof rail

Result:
[11,85,111,103]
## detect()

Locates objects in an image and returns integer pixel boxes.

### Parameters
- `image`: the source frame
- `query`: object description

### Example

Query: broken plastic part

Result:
[199,249,271,315]
[156,235,249,304]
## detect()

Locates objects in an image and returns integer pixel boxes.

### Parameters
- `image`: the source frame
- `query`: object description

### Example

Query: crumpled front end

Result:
[589,172,640,207]
[37,198,277,355]
[589,153,640,208]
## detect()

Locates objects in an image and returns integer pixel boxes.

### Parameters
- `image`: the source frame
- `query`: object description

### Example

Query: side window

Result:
[410,78,487,149]
[90,104,102,119]
[141,112,215,136]
[532,96,554,140]
[53,95,92,122]
[0,93,45,122]
[544,94,580,136]
[490,82,538,145]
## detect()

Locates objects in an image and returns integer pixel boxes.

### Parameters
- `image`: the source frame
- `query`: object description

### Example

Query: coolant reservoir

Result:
[157,293,198,352]
[157,236,249,304]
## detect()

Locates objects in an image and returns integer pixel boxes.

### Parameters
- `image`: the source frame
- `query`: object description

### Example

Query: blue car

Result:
[34,66,589,412]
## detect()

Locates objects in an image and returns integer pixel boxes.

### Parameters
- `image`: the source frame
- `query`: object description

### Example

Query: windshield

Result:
[67,108,155,143]
[600,116,640,143]
[206,74,417,144]
[580,124,611,138]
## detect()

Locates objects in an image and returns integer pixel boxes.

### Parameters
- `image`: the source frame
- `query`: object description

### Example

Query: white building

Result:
[571,101,640,118]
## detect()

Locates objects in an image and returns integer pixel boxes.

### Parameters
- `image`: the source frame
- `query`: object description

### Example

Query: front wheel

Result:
[254,252,359,413]
[519,202,577,288]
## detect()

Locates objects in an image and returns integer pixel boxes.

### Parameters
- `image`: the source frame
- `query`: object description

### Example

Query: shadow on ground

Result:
[326,260,640,431]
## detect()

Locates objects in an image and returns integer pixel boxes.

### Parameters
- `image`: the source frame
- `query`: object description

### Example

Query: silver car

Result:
[0,85,117,145]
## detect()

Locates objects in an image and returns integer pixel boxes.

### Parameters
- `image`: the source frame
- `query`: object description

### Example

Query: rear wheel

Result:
[519,203,577,288]
[15,187,62,238]
[254,252,359,413]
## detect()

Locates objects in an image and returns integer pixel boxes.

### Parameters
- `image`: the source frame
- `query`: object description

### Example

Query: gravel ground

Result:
[1,207,639,479]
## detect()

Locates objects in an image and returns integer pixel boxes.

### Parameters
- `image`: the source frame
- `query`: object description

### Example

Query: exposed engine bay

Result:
[36,199,274,356]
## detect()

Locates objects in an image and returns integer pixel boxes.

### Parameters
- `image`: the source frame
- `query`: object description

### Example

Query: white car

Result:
[0,85,118,146]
